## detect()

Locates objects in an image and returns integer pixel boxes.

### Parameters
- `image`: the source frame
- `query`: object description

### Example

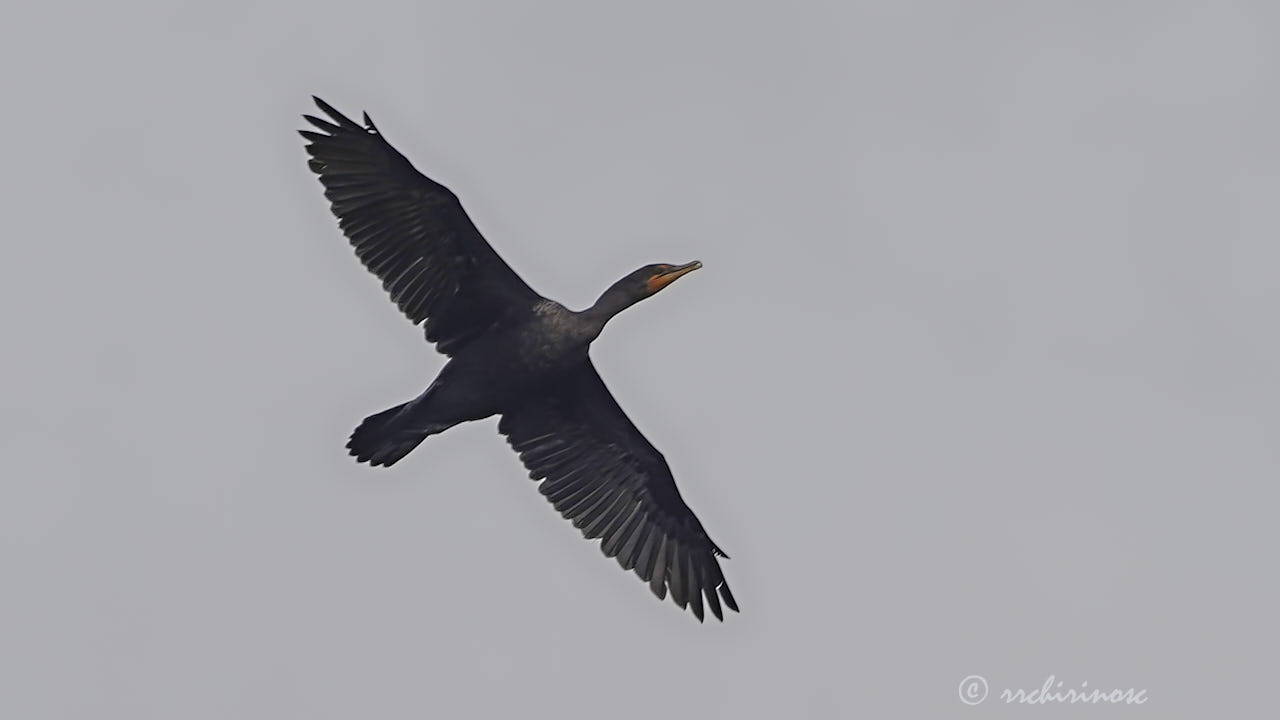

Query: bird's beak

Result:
[647,261,702,293]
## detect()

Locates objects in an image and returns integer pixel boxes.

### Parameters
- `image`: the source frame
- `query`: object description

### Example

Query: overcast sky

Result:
[3,2,1278,718]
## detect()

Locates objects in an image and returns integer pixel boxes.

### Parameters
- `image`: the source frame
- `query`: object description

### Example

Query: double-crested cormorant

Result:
[300,98,737,621]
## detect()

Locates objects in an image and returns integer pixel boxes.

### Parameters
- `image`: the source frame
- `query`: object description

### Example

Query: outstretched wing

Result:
[499,362,738,622]
[300,97,542,355]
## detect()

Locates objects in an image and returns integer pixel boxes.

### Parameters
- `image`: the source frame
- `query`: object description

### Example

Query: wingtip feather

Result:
[706,587,724,621]
[719,583,739,613]
[312,96,362,130]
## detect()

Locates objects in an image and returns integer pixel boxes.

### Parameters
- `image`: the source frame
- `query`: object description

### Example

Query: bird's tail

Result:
[346,401,449,467]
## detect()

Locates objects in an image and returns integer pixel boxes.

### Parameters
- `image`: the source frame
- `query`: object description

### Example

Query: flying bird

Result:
[299,97,737,621]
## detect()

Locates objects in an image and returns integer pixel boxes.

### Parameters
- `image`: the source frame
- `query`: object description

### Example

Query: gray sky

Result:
[3,1,1278,717]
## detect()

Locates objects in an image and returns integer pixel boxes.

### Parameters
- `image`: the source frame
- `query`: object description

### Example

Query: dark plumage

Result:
[300,97,737,621]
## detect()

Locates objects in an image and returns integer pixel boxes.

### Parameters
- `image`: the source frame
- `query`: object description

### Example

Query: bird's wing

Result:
[498,361,737,622]
[300,97,542,356]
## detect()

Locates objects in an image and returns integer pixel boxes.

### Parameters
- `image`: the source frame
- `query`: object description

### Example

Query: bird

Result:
[299,97,737,622]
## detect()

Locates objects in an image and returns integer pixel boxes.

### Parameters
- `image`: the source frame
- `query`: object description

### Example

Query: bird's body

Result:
[300,98,737,621]
[356,300,595,463]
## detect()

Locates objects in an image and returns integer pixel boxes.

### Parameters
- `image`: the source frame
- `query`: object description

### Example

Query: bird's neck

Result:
[580,287,640,336]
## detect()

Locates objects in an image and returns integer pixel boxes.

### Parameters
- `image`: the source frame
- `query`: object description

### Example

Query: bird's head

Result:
[587,260,703,327]
[635,260,703,297]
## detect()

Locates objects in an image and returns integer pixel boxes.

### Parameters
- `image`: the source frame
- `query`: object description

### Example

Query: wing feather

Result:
[499,362,737,621]
[301,97,542,355]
